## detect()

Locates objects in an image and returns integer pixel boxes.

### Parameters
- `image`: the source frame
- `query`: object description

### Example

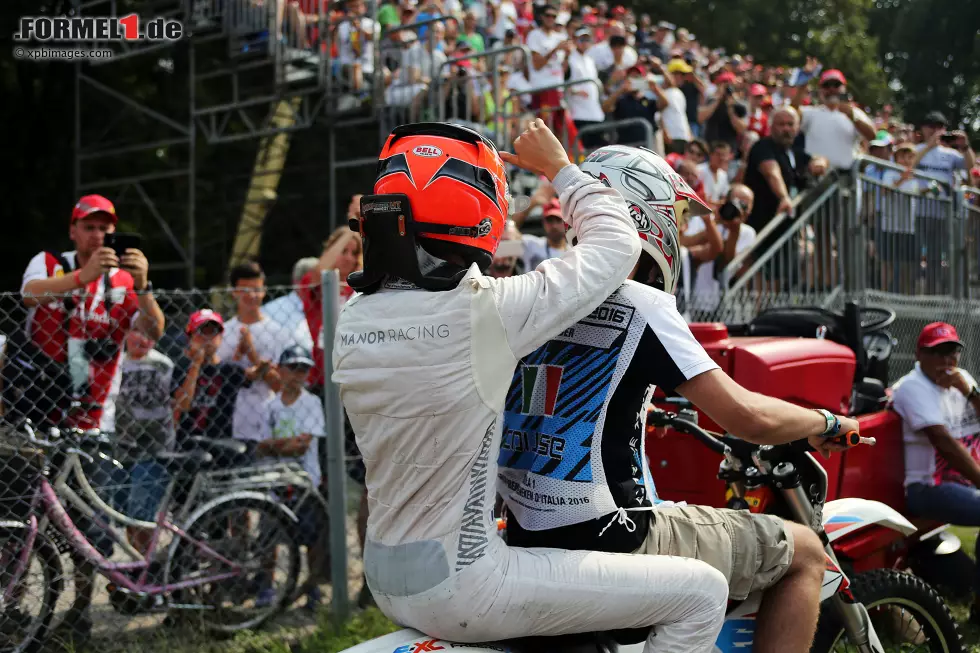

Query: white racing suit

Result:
[332,165,729,652]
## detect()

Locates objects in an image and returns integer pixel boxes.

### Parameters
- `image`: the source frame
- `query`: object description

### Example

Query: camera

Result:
[719,197,747,222]
[940,133,957,144]
[724,85,735,97]
[84,338,121,364]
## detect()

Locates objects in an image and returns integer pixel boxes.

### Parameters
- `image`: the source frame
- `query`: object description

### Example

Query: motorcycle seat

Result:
[502,633,621,653]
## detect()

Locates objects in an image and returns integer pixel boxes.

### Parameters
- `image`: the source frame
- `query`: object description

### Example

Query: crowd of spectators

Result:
[302,0,978,308]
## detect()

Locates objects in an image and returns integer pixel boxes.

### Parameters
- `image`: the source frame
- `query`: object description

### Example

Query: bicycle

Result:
[78,434,331,607]
[0,421,300,653]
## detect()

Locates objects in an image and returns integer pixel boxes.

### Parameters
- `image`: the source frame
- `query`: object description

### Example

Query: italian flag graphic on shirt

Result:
[520,364,563,417]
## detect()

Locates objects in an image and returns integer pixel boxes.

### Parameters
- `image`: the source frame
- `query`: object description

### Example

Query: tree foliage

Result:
[869,0,980,131]
[635,0,890,108]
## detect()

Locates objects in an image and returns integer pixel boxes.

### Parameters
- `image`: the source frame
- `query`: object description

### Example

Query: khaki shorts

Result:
[635,505,794,601]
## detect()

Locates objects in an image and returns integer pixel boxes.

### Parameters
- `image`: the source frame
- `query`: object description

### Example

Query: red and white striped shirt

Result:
[21,251,140,430]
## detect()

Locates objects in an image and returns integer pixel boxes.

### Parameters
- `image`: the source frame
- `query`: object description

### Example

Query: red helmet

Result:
[348,123,509,293]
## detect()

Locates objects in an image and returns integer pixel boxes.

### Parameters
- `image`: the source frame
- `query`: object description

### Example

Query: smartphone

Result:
[104,232,142,259]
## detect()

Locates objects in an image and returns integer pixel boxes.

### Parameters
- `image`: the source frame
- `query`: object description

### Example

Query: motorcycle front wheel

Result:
[811,569,963,653]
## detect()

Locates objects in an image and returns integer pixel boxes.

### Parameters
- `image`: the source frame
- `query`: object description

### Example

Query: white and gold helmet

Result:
[577,145,711,293]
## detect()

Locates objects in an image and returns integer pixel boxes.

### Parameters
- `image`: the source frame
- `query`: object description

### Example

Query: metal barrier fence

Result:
[703,178,846,324]
[705,158,980,327]
[961,185,980,298]
[0,279,361,652]
[829,289,980,386]
[852,156,958,297]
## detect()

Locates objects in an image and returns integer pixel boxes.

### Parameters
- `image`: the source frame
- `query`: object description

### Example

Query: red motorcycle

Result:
[649,302,975,597]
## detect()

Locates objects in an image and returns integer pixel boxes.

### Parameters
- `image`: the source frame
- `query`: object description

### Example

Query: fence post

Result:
[951,189,964,299]
[321,269,350,622]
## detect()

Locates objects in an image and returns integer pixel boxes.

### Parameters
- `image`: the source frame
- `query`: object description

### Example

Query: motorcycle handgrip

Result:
[826,430,876,448]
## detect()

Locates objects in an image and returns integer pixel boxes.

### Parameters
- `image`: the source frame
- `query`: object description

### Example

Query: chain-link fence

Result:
[0,274,366,653]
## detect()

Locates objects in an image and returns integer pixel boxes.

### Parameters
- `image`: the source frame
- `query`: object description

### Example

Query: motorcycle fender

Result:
[338,628,517,653]
[822,497,916,541]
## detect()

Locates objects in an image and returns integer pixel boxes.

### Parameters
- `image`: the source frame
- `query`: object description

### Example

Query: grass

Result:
[296,608,400,653]
[949,526,980,651]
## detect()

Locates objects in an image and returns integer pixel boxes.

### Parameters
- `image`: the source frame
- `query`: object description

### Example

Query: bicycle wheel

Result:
[812,569,963,653]
[0,527,63,653]
[165,495,300,634]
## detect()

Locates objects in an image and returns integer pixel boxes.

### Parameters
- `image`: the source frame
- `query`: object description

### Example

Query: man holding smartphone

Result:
[21,194,165,430]
[791,68,876,173]
[19,193,165,641]
[909,111,977,189]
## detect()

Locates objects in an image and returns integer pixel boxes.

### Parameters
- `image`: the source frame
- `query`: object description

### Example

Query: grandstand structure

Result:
[73,0,383,286]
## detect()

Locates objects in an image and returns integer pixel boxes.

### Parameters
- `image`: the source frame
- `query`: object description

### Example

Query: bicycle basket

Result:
[0,436,44,523]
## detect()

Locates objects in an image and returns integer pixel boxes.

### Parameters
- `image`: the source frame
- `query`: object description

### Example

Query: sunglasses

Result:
[282,363,313,372]
[543,13,558,19]
[821,81,843,89]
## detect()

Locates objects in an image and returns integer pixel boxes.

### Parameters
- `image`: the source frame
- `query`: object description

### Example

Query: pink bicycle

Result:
[0,422,300,653]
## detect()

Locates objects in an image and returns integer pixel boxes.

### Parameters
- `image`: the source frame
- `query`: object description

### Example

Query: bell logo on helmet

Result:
[412,145,443,158]
[476,218,492,237]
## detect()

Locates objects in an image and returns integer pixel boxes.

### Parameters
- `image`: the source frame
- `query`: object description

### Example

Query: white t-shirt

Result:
[660,87,691,142]
[259,390,326,486]
[565,50,604,122]
[216,313,290,442]
[493,0,518,40]
[879,169,920,234]
[522,234,568,271]
[263,291,314,352]
[113,349,176,454]
[696,163,729,204]
[685,216,756,313]
[585,41,637,72]
[507,69,533,106]
[892,365,980,487]
[525,28,567,88]
[915,144,967,192]
[800,104,870,170]
[337,17,376,73]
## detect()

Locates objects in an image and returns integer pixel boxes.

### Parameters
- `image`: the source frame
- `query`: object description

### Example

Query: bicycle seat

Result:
[155,449,214,476]
[185,436,248,458]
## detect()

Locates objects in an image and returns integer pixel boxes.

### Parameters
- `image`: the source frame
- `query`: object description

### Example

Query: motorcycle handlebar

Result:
[647,408,728,455]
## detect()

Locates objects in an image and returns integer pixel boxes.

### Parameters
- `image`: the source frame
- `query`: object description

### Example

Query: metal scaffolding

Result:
[73,0,385,287]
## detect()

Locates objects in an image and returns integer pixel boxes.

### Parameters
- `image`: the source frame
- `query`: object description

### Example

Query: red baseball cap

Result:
[612,5,626,15]
[627,64,647,77]
[71,194,118,224]
[820,69,847,86]
[541,198,563,219]
[917,322,963,350]
[665,152,684,169]
[749,83,767,97]
[186,309,225,335]
[714,71,736,84]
